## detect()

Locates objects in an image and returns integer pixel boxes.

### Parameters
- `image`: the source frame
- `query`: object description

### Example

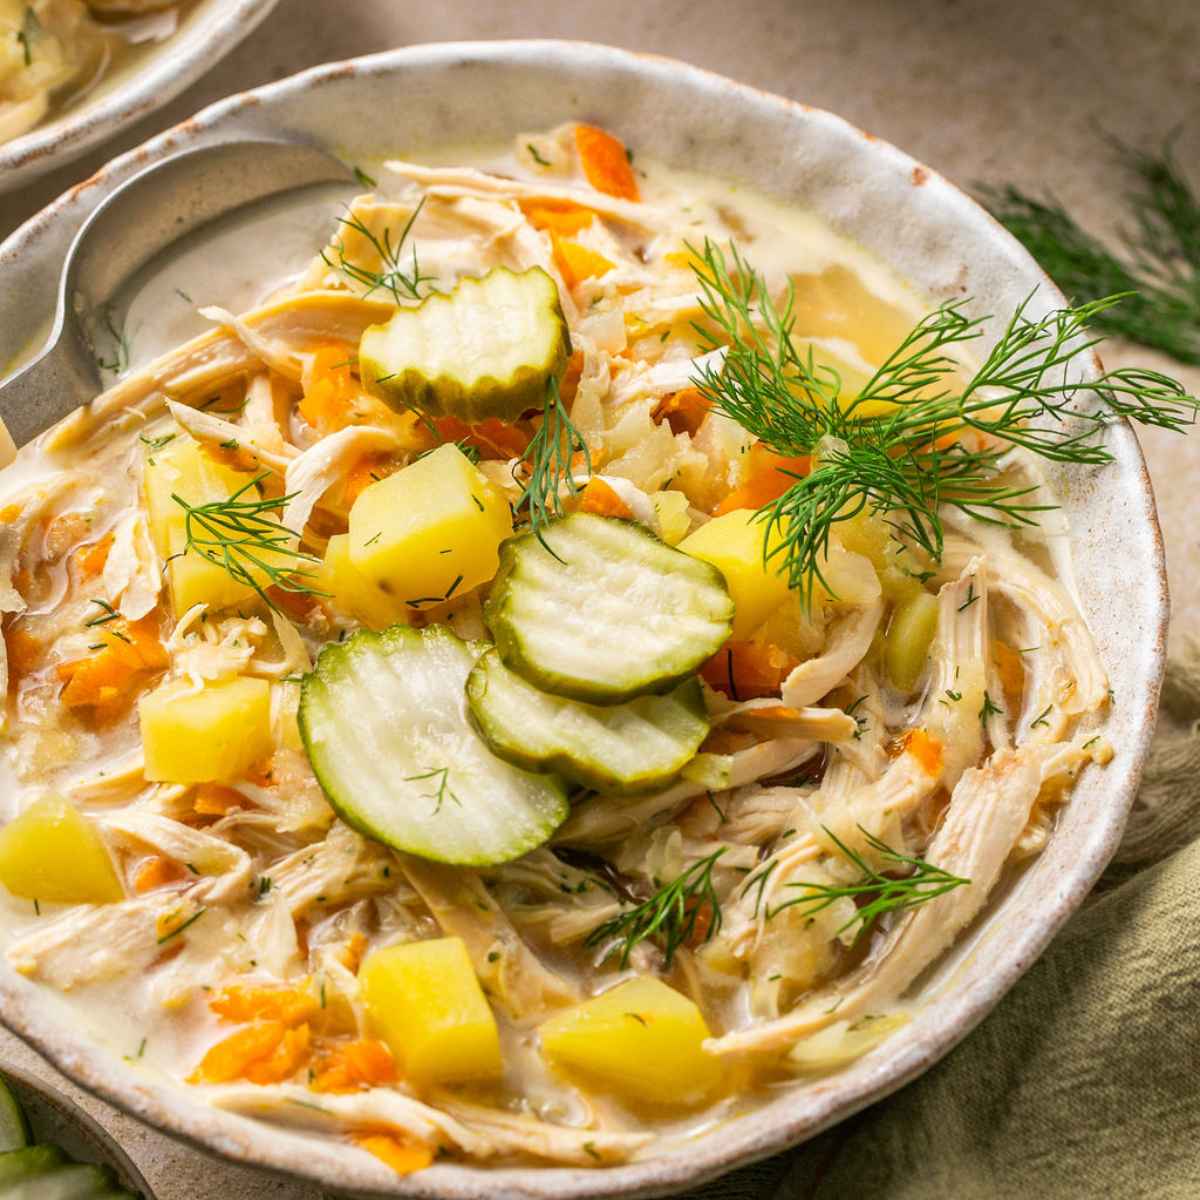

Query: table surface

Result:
[0,2,1197,1197]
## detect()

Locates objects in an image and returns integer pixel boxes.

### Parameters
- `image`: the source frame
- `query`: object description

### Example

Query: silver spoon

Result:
[0,139,355,448]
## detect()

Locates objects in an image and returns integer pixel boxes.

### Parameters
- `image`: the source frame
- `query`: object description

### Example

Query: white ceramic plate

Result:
[0,41,1168,1200]
[0,0,278,193]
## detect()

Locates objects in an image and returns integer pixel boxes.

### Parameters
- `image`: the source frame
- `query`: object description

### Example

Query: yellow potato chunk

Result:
[143,437,265,616]
[347,444,512,609]
[359,937,502,1086]
[538,976,723,1107]
[678,509,791,639]
[0,796,123,904]
[317,534,410,630]
[140,676,273,783]
[885,590,940,693]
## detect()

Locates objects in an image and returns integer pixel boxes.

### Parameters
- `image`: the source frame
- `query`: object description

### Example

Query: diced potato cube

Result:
[678,509,791,639]
[143,437,267,615]
[358,937,501,1086]
[348,444,512,608]
[0,796,123,904]
[317,534,410,630]
[538,976,723,1107]
[652,490,691,546]
[140,676,273,783]
[885,590,940,692]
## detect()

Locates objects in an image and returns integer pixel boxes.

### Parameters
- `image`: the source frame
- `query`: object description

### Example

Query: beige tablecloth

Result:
[0,3,1197,1198]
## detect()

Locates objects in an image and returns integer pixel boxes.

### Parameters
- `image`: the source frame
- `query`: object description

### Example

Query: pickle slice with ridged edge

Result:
[299,624,568,866]
[467,650,710,794]
[484,513,734,705]
[359,266,570,422]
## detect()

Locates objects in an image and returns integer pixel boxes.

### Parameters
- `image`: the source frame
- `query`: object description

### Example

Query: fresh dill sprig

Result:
[16,6,39,66]
[170,473,327,611]
[321,199,436,304]
[764,826,968,939]
[585,849,725,968]
[516,375,591,545]
[981,139,1200,364]
[403,767,460,816]
[688,238,1198,603]
[94,303,131,375]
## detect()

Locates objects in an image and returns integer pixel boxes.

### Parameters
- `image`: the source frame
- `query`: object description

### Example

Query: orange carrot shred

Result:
[189,1022,287,1085]
[209,985,318,1028]
[353,1133,435,1176]
[656,387,711,437]
[519,198,596,235]
[311,1038,396,1093]
[74,533,114,578]
[713,443,811,516]
[133,856,186,894]
[700,641,798,701]
[578,478,632,520]
[193,784,248,817]
[552,236,615,290]
[574,124,640,201]
[902,728,944,777]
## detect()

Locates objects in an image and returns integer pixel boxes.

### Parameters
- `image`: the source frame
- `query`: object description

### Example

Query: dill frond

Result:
[321,198,436,304]
[764,826,968,939]
[585,849,725,968]
[515,375,591,546]
[171,474,327,611]
[688,238,1198,602]
[981,140,1200,363]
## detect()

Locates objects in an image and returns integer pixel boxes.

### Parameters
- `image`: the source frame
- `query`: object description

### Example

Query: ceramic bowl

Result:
[0,0,279,193]
[0,40,1168,1200]
[1,1064,156,1197]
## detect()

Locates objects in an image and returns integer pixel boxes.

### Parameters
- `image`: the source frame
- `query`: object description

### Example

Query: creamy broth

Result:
[0,126,1111,1172]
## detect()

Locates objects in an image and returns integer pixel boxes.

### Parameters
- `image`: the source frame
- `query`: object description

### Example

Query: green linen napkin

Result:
[689,642,1200,1200]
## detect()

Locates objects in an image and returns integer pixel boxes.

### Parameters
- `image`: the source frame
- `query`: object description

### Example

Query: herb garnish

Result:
[762,826,968,939]
[515,375,591,547]
[982,139,1200,364]
[15,5,39,66]
[94,303,131,374]
[139,432,176,451]
[322,199,435,304]
[404,766,460,815]
[157,906,207,945]
[352,165,378,188]
[84,599,120,627]
[526,143,550,167]
[585,848,725,967]
[170,473,327,611]
[687,239,1197,604]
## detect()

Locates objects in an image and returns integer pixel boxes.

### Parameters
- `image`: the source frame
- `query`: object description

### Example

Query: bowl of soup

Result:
[0,40,1170,1199]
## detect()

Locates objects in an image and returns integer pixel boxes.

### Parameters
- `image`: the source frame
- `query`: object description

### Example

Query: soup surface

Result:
[0,124,1112,1173]
[0,0,193,146]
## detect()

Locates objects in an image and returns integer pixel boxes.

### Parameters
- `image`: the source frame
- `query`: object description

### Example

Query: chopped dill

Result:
[515,375,591,548]
[322,199,436,304]
[404,766,460,816]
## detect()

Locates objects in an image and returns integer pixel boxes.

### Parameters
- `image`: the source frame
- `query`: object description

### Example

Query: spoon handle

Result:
[0,333,99,450]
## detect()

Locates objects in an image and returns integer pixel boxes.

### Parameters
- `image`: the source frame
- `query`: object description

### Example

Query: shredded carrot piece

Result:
[311,1038,396,1093]
[552,236,615,290]
[578,478,632,520]
[189,1022,287,1084]
[342,452,405,507]
[433,416,532,460]
[5,627,42,680]
[656,387,711,437]
[74,533,113,578]
[991,640,1026,718]
[519,198,596,235]
[244,756,276,788]
[574,124,640,201]
[700,640,798,701]
[713,443,812,516]
[299,345,364,435]
[193,783,247,817]
[133,856,186,894]
[340,932,368,974]
[559,349,585,406]
[0,504,21,524]
[57,613,167,714]
[902,728,944,777]
[210,985,318,1028]
[244,1023,311,1085]
[353,1133,435,1175]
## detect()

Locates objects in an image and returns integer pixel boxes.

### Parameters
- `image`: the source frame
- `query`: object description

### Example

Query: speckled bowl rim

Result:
[0,0,279,193]
[0,40,1168,1200]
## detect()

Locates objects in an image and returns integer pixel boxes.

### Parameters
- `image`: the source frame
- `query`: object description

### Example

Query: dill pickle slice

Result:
[359,266,570,422]
[467,650,710,794]
[299,625,568,866]
[483,513,734,705]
